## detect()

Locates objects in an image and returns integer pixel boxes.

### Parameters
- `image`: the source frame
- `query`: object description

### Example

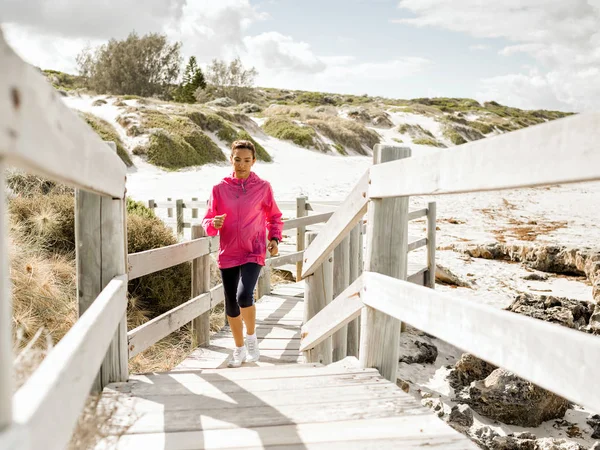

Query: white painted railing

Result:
[300,115,600,415]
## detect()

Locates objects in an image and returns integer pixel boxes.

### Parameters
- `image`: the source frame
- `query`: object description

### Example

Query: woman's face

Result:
[230,148,255,179]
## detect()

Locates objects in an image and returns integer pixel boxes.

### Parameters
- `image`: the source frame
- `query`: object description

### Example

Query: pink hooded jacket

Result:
[202,172,283,269]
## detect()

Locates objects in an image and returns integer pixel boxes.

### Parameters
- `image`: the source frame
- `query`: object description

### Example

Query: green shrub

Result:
[80,112,133,167]
[412,138,446,148]
[295,92,339,107]
[392,138,403,143]
[236,130,272,162]
[127,213,190,317]
[142,111,226,168]
[262,117,315,148]
[443,128,468,145]
[397,123,434,138]
[126,198,155,220]
[469,121,494,134]
[332,143,347,155]
[216,122,238,143]
[42,69,86,91]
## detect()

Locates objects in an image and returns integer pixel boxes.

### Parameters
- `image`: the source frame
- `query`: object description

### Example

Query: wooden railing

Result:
[0,31,129,450]
[299,114,600,415]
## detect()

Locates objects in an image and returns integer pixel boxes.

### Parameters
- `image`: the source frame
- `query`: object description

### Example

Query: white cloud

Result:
[397,0,600,111]
[469,44,489,51]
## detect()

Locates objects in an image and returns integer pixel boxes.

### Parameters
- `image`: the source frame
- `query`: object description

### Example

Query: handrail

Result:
[0,32,126,198]
[360,271,600,414]
[12,275,127,450]
[128,236,219,280]
[370,113,600,198]
[128,283,225,358]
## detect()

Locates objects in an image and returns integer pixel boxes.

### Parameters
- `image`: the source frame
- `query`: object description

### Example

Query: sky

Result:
[1,0,599,112]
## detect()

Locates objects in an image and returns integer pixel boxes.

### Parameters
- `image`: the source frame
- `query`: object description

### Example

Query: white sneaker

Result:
[245,335,260,363]
[228,346,247,368]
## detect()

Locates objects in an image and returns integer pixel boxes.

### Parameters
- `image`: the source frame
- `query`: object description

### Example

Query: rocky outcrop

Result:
[436,264,473,288]
[447,353,497,391]
[398,340,438,364]
[448,404,474,430]
[456,369,570,427]
[454,243,600,303]
[507,293,596,334]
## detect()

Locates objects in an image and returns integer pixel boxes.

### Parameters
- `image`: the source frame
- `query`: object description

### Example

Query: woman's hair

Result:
[231,140,256,160]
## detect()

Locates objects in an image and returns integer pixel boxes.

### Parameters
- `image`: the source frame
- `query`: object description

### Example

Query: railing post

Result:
[347,224,362,358]
[176,199,184,240]
[426,201,437,289]
[332,235,350,362]
[191,225,211,347]
[76,142,128,392]
[296,196,308,281]
[359,144,411,382]
[191,197,199,220]
[0,160,12,431]
[256,265,271,299]
[167,197,173,218]
[303,232,333,364]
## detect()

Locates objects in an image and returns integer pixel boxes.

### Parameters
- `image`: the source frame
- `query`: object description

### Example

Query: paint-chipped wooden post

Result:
[191,197,199,219]
[176,199,184,240]
[332,235,350,362]
[148,199,156,212]
[167,197,173,218]
[257,264,271,299]
[296,196,308,281]
[359,144,411,382]
[0,161,12,430]
[426,201,437,289]
[76,141,128,392]
[303,232,333,364]
[347,224,362,358]
[191,225,211,347]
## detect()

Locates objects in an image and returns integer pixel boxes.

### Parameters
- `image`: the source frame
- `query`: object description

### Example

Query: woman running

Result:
[202,139,283,367]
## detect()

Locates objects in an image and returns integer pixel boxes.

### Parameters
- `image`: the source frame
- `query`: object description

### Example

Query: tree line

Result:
[76,31,258,103]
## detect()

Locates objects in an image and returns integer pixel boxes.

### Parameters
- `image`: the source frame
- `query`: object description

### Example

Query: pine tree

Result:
[175,56,206,103]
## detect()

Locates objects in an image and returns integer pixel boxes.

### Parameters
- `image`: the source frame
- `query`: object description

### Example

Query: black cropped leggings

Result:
[220,263,262,318]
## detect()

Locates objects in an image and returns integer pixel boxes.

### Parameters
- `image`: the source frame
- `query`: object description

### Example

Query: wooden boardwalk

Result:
[97,283,476,449]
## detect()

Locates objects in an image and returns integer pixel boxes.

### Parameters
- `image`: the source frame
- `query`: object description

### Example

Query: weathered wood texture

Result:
[192,225,211,347]
[347,224,362,358]
[0,34,126,198]
[369,113,600,198]
[128,284,225,358]
[302,171,369,278]
[13,277,127,450]
[0,163,11,431]
[304,233,333,364]
[332,235,350,361]
[426,201,436,289]
[359,145,411,382]
[362,271,600,414]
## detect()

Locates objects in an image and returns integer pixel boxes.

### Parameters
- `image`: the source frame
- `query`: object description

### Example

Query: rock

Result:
[456,369,569,427]
[588,307,600,335]
[448,404,474,429]
[534,438,585,450]
[471,426,502,448]
[590,443,600,450]
[447,353,497,390]
[435,264,472,288]
[92,98,107,106]
[207,97,237,107]
[586,414,600,438]
[507,293,595,333]
[396,379,410,393]
[523,272,549,281]
[57,89,68,97]
[398,340,438,364]
[490,435,536,450]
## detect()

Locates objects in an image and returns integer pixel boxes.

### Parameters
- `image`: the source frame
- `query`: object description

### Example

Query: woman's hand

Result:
[213,214,227,230]
[267,239,279,256]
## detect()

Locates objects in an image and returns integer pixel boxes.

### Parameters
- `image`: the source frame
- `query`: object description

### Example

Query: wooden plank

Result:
[114,396,429,435]
[128,292,211,358]
[191,226,210,347]
[0,163,11,431]
[240,436,473,450]
[407,207,428,221]
[426,201,436,289]
[111,415,471,449]
[347,224,361,358]
[407,267,427,286]
[301,170,370,278]
[304,233,333,364]
[370,113,600,198]
[266,251,304,268]
[128,238,210,280]
[407,237,427,253]
[13,276,127,450]
[360,145,410,382]
[362,271,600,413]
[296,196,307,281]
[0,425,29,450]
[209,283,224,308]
[209,337,300,351]
[300,277,363,352]
[332,235,350,361]
[0,35,126,198]
[283,211,335,231]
